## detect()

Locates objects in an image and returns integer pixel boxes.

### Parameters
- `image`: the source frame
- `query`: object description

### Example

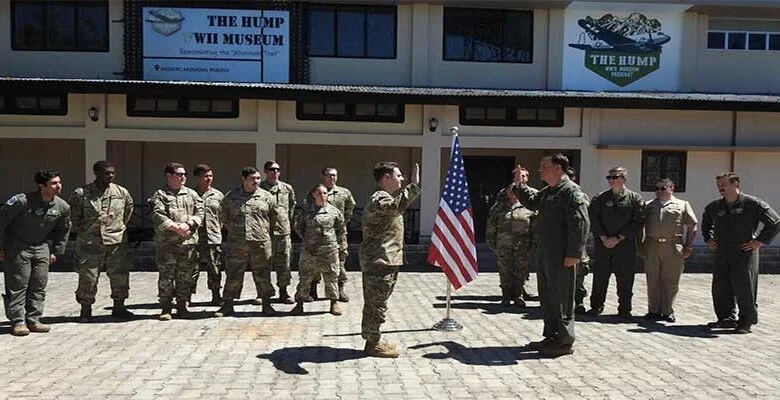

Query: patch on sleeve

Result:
[572,191,587,206]
[5,195,18,206]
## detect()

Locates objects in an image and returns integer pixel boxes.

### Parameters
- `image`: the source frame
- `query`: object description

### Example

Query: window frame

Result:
[0,94,68,115]
[308,4,397,59]
[640,151,687,193]
[296,101,405,123]
[126,96,240,118]
[442,7,534,64]
[458,106,563,127]
[706,29,780,51]
[11,0,110,52]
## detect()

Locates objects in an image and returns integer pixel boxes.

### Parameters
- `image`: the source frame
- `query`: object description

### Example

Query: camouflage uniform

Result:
[486,200,534,302]
[327,185,356,281]
[293,203,347,302]
[149,186,204,305]
[220,187,278,301]
[259,180,296,293]
[360,183,420,343]
[194,187,224,293]
[68,182,134,305]
[0,192,71,326]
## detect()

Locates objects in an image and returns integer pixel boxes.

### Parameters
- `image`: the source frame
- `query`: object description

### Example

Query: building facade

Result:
[2,0,780,246]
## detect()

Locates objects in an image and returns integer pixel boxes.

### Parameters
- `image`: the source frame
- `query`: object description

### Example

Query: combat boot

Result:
[79,304,92,323]
[175,302,189,319]
[309,281,319,301]
[214,301,234,318]
[279,287,295,304]
[290,302,304,316]
[330,299,342,316]
[159,301,173,321]
[364,339,399,358]
[210,289,222,306]
[514,297,526,308]
[261,297,276,316]
[26,322,51,333]
[10,323,30,337]
[111,299,135,320]
[337,282,350,303]
[500,288,511,307]
[539,343,574,358]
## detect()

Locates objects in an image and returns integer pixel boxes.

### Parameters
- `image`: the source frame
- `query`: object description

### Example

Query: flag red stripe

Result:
[440,208,477,268]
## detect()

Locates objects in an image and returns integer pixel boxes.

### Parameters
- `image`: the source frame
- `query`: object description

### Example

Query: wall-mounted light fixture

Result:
[428,117,438,132]
[87,106,99,122]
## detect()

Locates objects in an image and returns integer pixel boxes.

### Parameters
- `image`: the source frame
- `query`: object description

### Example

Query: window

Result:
[0,94,67,115]
[297,102,404,122]
[308,5,396,59]
[127,96,239,118]
[459,106,562,127]
[12,1,108,52]
[708,31,780,51]
[641,151,687,193]
[443,8,533,63]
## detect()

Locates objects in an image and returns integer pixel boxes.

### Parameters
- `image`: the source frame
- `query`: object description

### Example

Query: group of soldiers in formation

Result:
[487,156,780,357]
[0,151,777,359]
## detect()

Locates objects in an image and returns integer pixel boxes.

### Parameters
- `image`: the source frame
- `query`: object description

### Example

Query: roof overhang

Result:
[3,77,780,112]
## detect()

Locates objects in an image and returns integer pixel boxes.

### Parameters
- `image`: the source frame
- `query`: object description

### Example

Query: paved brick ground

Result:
[1,270,778,399]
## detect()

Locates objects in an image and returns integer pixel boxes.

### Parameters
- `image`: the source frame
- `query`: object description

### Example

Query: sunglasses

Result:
[266,167,280,172]
[654,186,668,191]
[172,172,187,177]
[605,175,623,180]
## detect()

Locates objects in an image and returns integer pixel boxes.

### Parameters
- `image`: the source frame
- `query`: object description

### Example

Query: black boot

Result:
[500,288,511,307]
[210,289,222,306]
[79,304,92,323]
[309,281,319,301]
[338,282,350,303]
[175,301,189,319]
[261,297,276,316]
[279,287,295,304]
[214,300,234,318]
[290,302,304,316]
[111,299,135,320]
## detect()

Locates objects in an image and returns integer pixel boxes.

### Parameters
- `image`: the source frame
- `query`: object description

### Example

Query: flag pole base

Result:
[433,318,463,332]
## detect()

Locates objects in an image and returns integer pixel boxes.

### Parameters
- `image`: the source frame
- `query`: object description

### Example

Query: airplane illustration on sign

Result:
[569,13,670,53]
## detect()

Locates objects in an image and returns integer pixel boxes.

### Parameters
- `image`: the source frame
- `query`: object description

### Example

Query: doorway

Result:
[463,156,516,242]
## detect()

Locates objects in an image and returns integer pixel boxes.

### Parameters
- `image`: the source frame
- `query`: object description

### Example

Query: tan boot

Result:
[329,300,342,316]
[290,302,304,316]
[364,339,399,358]
[10,323,30,336]
[337,282,349,303]
[26,322,51,333]
[159,301,172,321]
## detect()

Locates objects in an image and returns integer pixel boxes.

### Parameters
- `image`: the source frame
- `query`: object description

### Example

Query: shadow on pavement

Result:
[42,314,160,324]
[322,328,435,337]
[576,314,641,324]
[627,321,719,338]
[257,346,366,374]
[435,295,502,302]
[408,341,547,365]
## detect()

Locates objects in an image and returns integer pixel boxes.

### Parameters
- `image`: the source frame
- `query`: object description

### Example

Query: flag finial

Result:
[450,126,459,136]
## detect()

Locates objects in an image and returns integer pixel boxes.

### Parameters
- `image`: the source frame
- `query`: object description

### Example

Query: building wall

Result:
[598,109,733,146]
[0,139,85,201]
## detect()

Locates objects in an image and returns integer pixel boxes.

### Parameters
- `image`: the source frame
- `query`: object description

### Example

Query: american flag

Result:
[426,134,478,290]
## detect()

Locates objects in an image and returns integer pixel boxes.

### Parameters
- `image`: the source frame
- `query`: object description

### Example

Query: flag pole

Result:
[433,126,464,332]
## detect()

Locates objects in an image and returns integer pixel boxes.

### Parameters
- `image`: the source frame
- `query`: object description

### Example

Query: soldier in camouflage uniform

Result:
[259,161,296,305]
[215,166,279,317]
[308,167,357,302]
[0,170,71,336]
[486,183,535,308]
[361,161,420,358]
[290,184,348,316]
[148,162,204,321]
[69,161,135,322]
[192,164,224,305]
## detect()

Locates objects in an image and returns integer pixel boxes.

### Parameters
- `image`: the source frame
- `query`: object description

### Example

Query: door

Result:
[463,156,516,242]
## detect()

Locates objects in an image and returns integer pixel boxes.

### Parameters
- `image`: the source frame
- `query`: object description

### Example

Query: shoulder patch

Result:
[6,195,19,206]
[572,191,587,206]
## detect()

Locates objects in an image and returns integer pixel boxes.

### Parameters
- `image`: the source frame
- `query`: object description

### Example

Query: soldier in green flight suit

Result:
[0,170,71,336]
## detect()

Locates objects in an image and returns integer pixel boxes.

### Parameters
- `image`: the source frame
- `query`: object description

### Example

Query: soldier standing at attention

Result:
[486,183,534,308]
[361,161,420,358]
[215,166,279,317]
[149,162,204,321]
[192,164,224,305]
[290,184,347,316]
[516,154,589,358]
[69,160,135,322]
[702,173,780,334]
[0,170,71,336]
[587,167,644,319]
[640,178,697,323]
[259,161,296,305]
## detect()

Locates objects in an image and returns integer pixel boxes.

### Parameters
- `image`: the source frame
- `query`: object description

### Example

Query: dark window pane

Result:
[444,9,473,60]
[134,98,155,112]
[309,8,335,56]
[376,104,399,117]
[212,99,233,113]
[464,107,485,120]
[302,102,324,115]
[157,99,178,112]
[47,5,75,50]
[727,32,746,49]
[355,104,376,116]
[707,32,725,49]
[770,34,780,50]
[337,10,366,57]
[486,107,507,120]
[16,96,38,109]
[324,103,346,115]
[503,12,532,62]
[188,99,210,113]
[472,11,502,62]
[0,97,4,110]
[748,33,767,50]
[366,12,395,58]
[516,108,537,120]
[14,4,45,49]
[537,109,559,121]
[38,96,62,110]
[77,5,107,51]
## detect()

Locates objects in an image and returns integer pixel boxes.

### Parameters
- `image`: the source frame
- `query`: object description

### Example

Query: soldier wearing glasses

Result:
[587,167,644,319]
[259,161,297,305]
[639,178,697,323]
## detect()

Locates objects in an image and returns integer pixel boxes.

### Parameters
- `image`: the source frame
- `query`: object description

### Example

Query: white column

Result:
[410,4,430,87]
[84,94,107,183]
[257,100,278,167]
[419,105,444,240]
